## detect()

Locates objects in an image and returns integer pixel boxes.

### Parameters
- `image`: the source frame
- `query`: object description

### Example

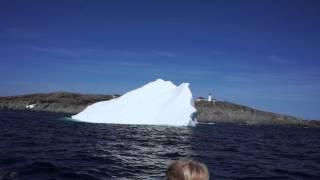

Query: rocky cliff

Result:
[0,92,319,127]
[0,92,114,114]
[195,101,314,126]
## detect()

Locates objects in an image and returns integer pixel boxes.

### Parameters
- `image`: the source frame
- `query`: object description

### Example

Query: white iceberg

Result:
[72,79,197,126]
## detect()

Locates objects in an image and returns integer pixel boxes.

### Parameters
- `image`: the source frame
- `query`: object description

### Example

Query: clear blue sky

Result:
[1,0,319,119]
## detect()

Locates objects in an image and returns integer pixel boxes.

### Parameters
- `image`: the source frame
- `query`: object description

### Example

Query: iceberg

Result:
[72,79,197,126]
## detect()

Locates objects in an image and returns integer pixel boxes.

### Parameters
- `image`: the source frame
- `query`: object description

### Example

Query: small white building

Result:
[208,93,217,103]
[196,93,217,103]
[196,97,206,102]
[26,104,36,109]
[208,93,212,102]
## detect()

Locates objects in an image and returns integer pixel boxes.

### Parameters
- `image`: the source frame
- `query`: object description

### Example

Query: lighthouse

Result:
[208,93,212,102]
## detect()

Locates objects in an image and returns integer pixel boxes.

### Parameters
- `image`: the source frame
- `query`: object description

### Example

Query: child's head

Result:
[166,159,209,180]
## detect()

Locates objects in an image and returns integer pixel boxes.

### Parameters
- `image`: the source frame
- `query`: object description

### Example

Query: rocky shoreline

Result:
[195,101,320,127]
[0,92,319,128]
[0,92,116,114]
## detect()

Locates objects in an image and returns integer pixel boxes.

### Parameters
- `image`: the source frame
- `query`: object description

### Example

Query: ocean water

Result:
[0,110,319,180]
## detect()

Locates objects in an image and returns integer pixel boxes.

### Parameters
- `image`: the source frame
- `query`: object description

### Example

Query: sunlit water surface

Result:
[0,110,319,179]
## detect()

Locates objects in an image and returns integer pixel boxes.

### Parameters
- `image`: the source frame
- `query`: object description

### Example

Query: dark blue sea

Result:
[0,110,319,180]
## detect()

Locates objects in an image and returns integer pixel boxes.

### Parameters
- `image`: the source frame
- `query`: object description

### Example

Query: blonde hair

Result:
[166,159,209,180]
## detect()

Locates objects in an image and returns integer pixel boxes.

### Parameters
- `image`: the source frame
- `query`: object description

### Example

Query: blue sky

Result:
[1,0,320,119]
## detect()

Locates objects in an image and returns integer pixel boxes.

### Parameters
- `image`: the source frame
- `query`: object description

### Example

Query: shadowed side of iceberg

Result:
[71,79,197,126]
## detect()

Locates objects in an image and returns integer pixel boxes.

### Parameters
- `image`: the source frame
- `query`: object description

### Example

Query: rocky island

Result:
[0,92,319,128]
[195,101,319,127]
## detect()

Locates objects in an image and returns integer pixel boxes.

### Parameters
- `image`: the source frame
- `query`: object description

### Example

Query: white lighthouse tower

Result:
[208,93,212,102]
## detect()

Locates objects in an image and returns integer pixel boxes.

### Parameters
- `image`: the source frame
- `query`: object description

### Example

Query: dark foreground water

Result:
[0,110,319,180]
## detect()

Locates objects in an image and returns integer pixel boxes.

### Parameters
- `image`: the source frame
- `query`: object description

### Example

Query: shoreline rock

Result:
[0,92,114,114]
[0,92,319,128]
[195,101,318,127]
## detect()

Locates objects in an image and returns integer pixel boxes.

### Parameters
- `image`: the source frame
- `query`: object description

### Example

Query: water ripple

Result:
[0,110,319,179]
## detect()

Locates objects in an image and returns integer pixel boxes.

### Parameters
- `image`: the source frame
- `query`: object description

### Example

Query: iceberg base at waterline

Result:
[71,79,197,126]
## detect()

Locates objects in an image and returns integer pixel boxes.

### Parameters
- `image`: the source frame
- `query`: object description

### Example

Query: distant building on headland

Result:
[26,103,36,109]
[195,97,206,102]
[208,93,212,102]
[196,93,216,103]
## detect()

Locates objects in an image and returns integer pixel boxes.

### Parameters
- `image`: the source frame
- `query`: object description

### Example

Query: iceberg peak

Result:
[72,79,197,126]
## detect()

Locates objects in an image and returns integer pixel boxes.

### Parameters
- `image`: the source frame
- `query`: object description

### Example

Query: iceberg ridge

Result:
[72,79,197,126]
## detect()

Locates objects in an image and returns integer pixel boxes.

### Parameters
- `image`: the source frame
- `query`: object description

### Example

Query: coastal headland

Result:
[0,92,319,128]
